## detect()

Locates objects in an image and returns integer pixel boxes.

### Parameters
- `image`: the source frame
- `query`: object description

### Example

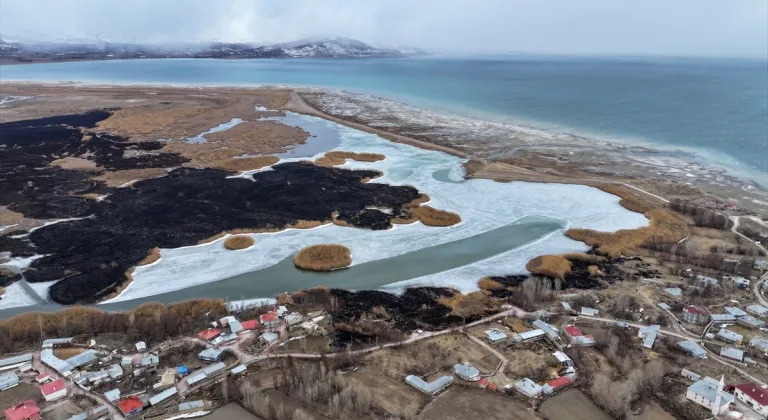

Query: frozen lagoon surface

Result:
[103,112,648,304]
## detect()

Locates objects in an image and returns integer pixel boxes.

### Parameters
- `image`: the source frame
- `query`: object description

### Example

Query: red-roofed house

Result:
[197,329,221,341]
[478,378,489,389]
[546,376,572,392]
[682,306,710,325]
[241,320,260,330]
[117,396,144,416]
[563,325,596,346]
[34,372,51,383]
[260,312,279,327]
[734,383,768,416]
[4,400,41,420]
[488,383,497,391]
[40,378,67,401]
[564,325,582,336]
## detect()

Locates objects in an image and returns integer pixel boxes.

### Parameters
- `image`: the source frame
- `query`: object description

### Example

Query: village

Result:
[0,253,767,420]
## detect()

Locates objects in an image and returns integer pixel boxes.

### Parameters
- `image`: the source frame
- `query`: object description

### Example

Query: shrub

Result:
[588,265,603,277]
[294,244,352,271]
[224,235,255,250]
[478,277,504,291]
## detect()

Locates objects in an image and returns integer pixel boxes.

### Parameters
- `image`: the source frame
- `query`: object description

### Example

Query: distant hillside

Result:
[0,37,425,63]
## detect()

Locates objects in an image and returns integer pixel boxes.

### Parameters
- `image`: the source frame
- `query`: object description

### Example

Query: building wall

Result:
[735,389,768,416]
[44,389,67,401]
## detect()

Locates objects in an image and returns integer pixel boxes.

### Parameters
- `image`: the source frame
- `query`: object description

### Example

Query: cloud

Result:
[1,0,766,58]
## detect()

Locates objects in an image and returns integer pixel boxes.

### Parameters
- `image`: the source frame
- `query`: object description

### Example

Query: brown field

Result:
[504,348,557,379]
[96,106,210,139]
[137,247,161,266]
[418,387,534,420]
[559,252,605,263]
[539,389,612,420]
[294,244,352,271]
[0,383,43,414]
[0,206,24,225]
[411,205,461,227]
[223,235,255,250]
[629,401,676,420]
[437,291,496,318]
[478,277,504,291]
[53,347,86,359]
[314,155,346,167]
[347,365,427,418]
[526,255,572,280]
[92,167,168,187]
[51,156,99,170]
[325,151,386,162]
[566,208,688,258]
[213,156,279,173]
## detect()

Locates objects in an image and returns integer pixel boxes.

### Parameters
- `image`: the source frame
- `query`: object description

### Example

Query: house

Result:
[0,354,33,371]
[260,332,279,344]
[542,376,572,394]
[284,313,304,328]
[35,372,51,384]
[747,304,768,317]
[197,329,221,341]
[203,362,226,376]
[737,315,766,329]
[104,388,121,402]
[220,316,237,327]
[65,349,97,370]
[720,347,744,362]
[135,341,147,352]
[4,400,41,420]
[734,383,768,417]
[561,302,574,313]
[581,307,599,317]
[229,320,244,334]
[121,356,133,367]
[107,364,123,379]
[40,378,67,402]
[149,387,178,406]
[657,303,671,311]
[198,347,225,362]
[532,319,560,341]
[563,325,596,346]
[515,378,543,398]
[405,375,453,395]
[724,307,747,318]
[750,337,768,353]
[240,320,260,330]
[187,372,208,386]
[42,337,74,348]
[755,259,768,270]
[276,306,288,317]
[679,341,707,358]
[686,376,733,415]
[730,277,750,289]
[231,365,247,375]
[211,332,238,346]
[681,368,701,381]
[682,306,709,325]
[552,351,574,367]
[453,362,480,381]
[512,329,546,343]
[117,396,144,416]
[484,328,508,345]
[153,369,177,391]
[638,325,660,349]
[259,312,279,327]
[0,372,19,391]
[141,354,160,369]
[40,349,73,377]
[710,313,737,323]
[664,288,683,298]
[696,275,718,287]
[717,329,743,344]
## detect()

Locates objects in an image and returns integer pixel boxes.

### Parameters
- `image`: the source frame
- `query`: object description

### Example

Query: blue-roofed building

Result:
[686,376,733,415]
[717,329,743,344]
[720,347,744,362]
[747,304,768,317]
[750,337,768,353]
[710,313,737,323]
[724,307,747,318]
[678,341,707,358]
[737,315,766,329]
[405,375,453,395]
[484,328,507,345]
[177,366,188,376]
[453,362,480,381]
[664,288,683,298]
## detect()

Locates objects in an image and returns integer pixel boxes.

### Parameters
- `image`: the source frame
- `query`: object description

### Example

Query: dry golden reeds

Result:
[411,206,461,227]
[314,155,346,167]
[478,277,504,291]
[214,156,279,173]
[137,248,161,266]
[588,265,603,277]
[325,151,386,162]
[294,244,352,271]
[223,235,255,250]
[525,255,573,280]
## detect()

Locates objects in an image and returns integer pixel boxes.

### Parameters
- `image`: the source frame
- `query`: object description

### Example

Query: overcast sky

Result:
[2,0,766,58]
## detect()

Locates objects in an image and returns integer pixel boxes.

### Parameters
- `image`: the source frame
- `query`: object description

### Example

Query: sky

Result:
[1,0,767,58]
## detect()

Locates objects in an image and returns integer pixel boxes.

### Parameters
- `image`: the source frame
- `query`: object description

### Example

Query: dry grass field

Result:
[347,366,427,418]
[418,387,535,420]
[325,151,386,162]
[526,255,572,280]
[411,205,461,227]
[53,347,85,359]
[0,383,39,411]
[223,235,255,250]
[92,167,168,187]
[137,247,161,266]
[0,286,4,296]
[314,155,346,167]
[539,389,612,420]
[213,156,279,173]
[294,244,352,271]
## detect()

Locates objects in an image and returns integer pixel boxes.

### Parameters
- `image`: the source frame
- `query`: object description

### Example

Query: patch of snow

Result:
[0,282,39,310]
[187,118,245,144]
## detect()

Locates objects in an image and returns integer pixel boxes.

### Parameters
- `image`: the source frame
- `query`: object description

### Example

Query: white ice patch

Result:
[0,282,39,310]
[105,113,649,303]
[187,118,245,143]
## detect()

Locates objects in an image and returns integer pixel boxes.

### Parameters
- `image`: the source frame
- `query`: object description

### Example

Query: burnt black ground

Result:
[1,112,422,305]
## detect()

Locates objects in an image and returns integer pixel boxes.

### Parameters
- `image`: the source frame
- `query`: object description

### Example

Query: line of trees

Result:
[668,199,732,230]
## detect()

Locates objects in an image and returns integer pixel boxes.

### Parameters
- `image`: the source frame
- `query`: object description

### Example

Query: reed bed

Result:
[223,235,255,250]
[294,244,352,271]
[525,255,573,280]
[214,156,279,173]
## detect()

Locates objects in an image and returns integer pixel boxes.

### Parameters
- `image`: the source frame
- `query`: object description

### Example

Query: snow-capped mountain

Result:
[253,37,418,58]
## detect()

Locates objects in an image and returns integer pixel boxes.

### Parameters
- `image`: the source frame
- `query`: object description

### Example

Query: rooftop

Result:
[738,315,766,327]
[717,329,743,342]
[42,337,73,348]
[747,304,768,316]
[64,349,97,368]
[117,396,143,414]
[197,329,221,341]
[564,325,583,337]
[720,347,744,361]
[40,378,65,396]
[405,375,453,394]
[241,320,260,330]
[4,400,40,420]
[750,337,768,351]
[199,347,225,360]
[149,386,177,406]
[684,306,709,316]
[734,383,768,407]
[664,287,683,297]
[0,353,33,368]
[688,377,734,406]
[724,307,747,317]
[547,376,571,389]
[515,378,543,395]
[484,328,507,342]
[453,362,480,380]
[679,340,707,357]
[532,319,560,339]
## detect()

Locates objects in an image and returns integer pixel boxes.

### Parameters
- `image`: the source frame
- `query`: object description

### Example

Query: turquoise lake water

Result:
[2,55,766,180]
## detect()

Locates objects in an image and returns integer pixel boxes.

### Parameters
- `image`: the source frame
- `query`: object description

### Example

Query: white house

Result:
[686,376,733,416]
[41,378,68,402]
[453,362,480,381]
[734,383,768,417]
[515,378,543,398]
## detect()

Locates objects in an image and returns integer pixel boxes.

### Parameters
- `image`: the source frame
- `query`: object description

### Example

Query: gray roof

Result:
[711,314,737,322]
[405,375,453,394]
[68,413,87,420]
[581,307,599,316]
[664,288,683,297]
[717,329,743,342]
[104,388,121,402]
[747,305,768,316]
[149,386,177,406]
[515,378,544,396]
[688,378,734,405]
[750,337,768,352]
[532,319,560,340]
[199,347,224,360]
[484,328,507,341]
[187,372,207,386]
[453,362,479,380]
[260,332,278,343]
[0,353,33,368]
[42,337,74,348]
[65,349,97,369]
[179,400,205,411]
[41,348,72,375]
[724,307,747,317]
[679,341,707,358]
[203,362,226,376]
[229,320,244,334]
[141,354,160,366]
[0,372,19,389]
[738,315,766,327]
[642,331,658,349]
[657,303,671,310]
[212,333,238,346]
[720,347,744,361]
[107,364,123,379]
[231,365,246,375]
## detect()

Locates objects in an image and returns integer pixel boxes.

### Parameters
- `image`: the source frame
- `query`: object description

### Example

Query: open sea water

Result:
[2,55,766,182]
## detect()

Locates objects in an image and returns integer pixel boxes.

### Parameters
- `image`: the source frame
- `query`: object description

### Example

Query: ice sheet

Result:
[104,113,649,303]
